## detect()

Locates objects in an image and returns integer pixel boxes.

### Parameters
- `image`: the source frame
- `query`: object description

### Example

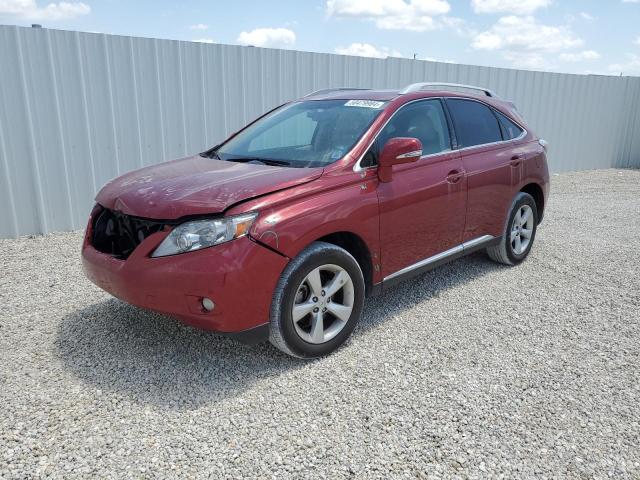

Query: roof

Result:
[301,84,521,121]
[302,83,498,102]
[303,89,400,101]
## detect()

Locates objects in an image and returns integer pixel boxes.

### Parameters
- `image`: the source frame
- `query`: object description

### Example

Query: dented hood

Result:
[95,155,323,219]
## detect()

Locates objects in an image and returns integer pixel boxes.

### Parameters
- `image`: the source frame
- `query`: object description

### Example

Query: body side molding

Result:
[381,235,497,288]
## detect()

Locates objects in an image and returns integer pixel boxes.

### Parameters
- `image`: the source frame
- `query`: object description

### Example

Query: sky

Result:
[1,0,639,76]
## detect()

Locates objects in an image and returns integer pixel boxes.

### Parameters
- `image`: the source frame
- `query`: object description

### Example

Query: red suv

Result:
[82,83,549,358]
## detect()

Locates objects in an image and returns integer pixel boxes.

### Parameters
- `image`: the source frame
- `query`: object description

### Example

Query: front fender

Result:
[246,175,382,283]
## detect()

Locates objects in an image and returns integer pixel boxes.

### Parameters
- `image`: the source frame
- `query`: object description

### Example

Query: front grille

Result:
[91,207,168,259]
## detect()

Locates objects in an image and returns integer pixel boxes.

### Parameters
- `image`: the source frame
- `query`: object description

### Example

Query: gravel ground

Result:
[1,169,639,479]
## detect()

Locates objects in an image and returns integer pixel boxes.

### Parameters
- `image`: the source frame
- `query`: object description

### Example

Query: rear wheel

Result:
[269,242,365,358]
[486,192,538,265]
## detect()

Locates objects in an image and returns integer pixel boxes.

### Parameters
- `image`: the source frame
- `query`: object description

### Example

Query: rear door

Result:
[376,99,466,279]
[445,98,527,242]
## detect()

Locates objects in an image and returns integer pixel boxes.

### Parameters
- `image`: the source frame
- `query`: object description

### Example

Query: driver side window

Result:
[362,99,451,167]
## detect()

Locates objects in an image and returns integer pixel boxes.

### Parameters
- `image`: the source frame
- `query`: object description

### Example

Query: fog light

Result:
[202,298,215,311]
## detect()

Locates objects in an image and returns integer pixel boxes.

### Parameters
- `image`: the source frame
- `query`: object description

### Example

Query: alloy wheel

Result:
[510,204,534,255]
[291,264,355,344]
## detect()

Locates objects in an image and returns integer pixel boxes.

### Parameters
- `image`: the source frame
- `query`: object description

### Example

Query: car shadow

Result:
[357,252,504,334]
[55,300,306,409]
[55,252,503,409]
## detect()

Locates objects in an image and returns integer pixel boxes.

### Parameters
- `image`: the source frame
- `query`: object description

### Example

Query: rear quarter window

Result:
[446,98,502,148]
[494,110,524,140]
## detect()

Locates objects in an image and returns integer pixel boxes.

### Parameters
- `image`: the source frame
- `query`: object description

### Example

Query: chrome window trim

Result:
[444,96,527,153]
[454,129,527,154]
[353,98,450,172]
[353,96,527,172]
[383,235,495,282]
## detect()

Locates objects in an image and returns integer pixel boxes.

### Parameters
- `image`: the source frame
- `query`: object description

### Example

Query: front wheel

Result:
[486,192,538,265]
[269,242,365,358]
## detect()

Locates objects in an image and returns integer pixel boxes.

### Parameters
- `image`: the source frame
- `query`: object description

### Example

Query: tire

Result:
[269,241,365,358]
[486,192,538,266]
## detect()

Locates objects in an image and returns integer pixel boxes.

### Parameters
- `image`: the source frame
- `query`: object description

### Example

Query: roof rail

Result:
[400,82,496,97]
[304,87,371,98]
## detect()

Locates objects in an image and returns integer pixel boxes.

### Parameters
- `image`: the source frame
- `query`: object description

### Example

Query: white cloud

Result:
[335,42,403,58]
[608,54,640,75]
[190,23,208,30]
[472,16,582,52]
[375,14,437,31]
[327,0,449,17]
[559,50,600,62]
[621,0,640,3]
[236,27,296,48]
[472,31,502,50]
[471,0,551,15]
[472,16,591,70]
[635,36,640,46]
[326,0,451,31]
[0,0,90,20]
[579,12,595,21]
[193,38,215,44]
[439,15,469,35]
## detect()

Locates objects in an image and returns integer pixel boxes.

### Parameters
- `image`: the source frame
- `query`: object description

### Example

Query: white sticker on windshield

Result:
[344,100,385,109]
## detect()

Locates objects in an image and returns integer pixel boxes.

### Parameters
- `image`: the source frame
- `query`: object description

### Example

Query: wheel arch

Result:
[315,231,375,297]
[247,188,381,292]
[520,182,545,223]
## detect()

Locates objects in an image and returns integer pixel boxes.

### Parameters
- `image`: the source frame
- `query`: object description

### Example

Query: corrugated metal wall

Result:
[1,25,639,238]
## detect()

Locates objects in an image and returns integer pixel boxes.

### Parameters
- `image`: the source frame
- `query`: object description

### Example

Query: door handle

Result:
[446,170,465,184]
[509,155,523,167]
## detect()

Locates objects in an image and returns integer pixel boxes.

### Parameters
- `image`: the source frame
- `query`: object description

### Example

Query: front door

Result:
[375,99,467,279]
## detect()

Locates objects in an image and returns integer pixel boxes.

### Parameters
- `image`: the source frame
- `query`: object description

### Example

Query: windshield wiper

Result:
[226,157,291,167]
[200,150,220,159]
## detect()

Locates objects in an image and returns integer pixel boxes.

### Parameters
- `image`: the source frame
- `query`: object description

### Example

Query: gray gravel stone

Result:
[1,169,639,479]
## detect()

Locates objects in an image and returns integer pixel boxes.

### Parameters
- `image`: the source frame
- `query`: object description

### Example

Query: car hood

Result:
[95,155,323,219]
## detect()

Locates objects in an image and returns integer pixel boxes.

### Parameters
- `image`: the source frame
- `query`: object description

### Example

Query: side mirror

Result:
[378,137,422,183]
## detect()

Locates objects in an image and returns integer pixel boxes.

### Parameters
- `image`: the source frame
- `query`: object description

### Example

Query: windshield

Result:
[214,99,387,168]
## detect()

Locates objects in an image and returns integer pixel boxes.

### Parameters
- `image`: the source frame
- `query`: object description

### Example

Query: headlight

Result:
[151,212,257,257]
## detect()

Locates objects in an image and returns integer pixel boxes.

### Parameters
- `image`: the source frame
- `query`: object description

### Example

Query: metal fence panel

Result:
[0,25,639,237]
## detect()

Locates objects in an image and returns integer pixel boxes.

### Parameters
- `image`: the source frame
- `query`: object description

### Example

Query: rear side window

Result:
[446,98,502,148]
[494,110,524,140]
